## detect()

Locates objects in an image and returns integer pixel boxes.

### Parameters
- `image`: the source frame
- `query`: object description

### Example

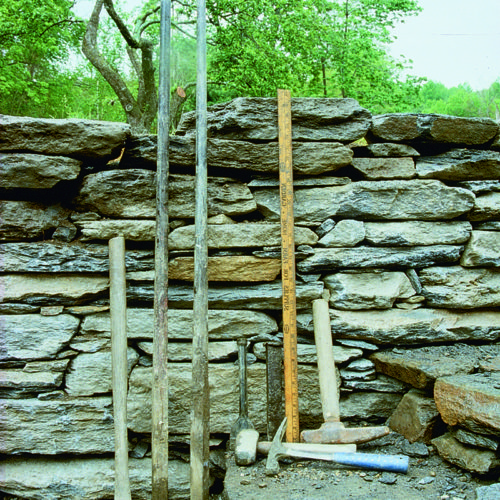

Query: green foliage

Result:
[416,80,500,119]
[0,0,85,117]
[206,0,423,112]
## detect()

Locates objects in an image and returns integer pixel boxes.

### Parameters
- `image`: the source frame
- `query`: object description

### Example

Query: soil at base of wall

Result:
[220,444,500,500]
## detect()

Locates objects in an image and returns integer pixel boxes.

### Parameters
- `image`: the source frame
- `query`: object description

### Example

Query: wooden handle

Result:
[312,298,340,422]
[109,236,132,500]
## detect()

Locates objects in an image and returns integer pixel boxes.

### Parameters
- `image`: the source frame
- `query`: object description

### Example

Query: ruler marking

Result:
[278,88,299,443]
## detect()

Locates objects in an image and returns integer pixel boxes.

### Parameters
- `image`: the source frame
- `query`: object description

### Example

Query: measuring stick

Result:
[278,89,300,443]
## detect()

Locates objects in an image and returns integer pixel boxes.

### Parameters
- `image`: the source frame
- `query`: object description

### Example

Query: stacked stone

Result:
[1,101,500,498]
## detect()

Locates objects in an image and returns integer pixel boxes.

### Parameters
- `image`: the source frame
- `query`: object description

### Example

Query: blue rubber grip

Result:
[332,452,409,474]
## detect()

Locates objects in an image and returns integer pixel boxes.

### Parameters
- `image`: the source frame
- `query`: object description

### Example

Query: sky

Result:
[74,0,500,91]
[388,0,500,90]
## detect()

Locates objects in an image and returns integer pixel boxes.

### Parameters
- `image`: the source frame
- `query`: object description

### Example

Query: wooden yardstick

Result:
[277,89,299,443]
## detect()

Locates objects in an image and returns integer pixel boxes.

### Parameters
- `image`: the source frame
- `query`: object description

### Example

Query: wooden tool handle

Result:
[109,236,132,500]
[312,298,340,422]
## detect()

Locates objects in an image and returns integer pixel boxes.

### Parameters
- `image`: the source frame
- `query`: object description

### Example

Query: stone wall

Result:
[1,100,500,498]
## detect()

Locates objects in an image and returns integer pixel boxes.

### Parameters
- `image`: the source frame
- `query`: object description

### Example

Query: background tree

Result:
[0,0,84,117]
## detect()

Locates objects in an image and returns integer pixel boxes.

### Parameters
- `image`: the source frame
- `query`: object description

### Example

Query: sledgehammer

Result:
[267,418,408,476]
[301,298,391,445]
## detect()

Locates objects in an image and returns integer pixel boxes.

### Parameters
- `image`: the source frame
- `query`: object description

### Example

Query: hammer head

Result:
[301,421,391,445]
[265,417,288,476]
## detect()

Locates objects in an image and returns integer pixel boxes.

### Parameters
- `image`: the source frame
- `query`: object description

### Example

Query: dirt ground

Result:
[220,434,500,500]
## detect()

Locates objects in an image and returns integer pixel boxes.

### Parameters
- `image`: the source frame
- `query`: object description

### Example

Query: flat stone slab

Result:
[0,153,82,189]
[0,397,115,454]
[169,223,318,250]
[122,135,354,175]
[371,344,500,389]
[0,314,80,361]
[297,245,462,273]
[176,97,372,142]
[461,230,500,267]
[74,170,256,218]
[432,433,498,473]
[254,180,475,224]
[416,149,500,181]
[0,457,190,500]
[127,280,324,310]
[0,115,130,160]
[419,266,500,308]
[0,201,70,240]
[313,308,500,345]
[369,114,499,145]
[434,371,500,435]
[364,221,472,246]
[0,241,153,273]
[1,274,109,306]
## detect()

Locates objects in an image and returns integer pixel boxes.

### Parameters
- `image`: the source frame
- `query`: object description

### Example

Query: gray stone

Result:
[0,397,115,454]
[316,218,336,238]
[77,309,278,346]
[0,314,80,361]
[457,180,500,194]
[1,274,109,306]
[65,348,139,396]
[461,231,500,267]
[324,271,415,310]
[0,241,153,273]
[476,483,500,500]
[297,245,462,273]
[419,266,500,308]
[342,374,410,393]
[364,221,472,246]
[0,153,82,188]
[477,222,500,231]
[235,429,259,465]
[137,340,238,362]
[124,134,354,174]
[339,368,376,381]
[318,219,365,247]
[254,180,475,224]
[322,308,500,345]
[127,280,324,309]
[369,114,499,145]
[372,344,500,390]
[452,428,498,451]
[252,342,363,364]
[176,97,372,142]
[74,170,256,218]
[0,457,190,500]
[432,433,498,473]
[388,389,440,443]
[416,149,500,181]
[0,201,70,240]
[77,219,156,241]
[0,360,69,396]
[335,339,379,351]
[345,358,375,371]
[127,363,401,434]
[352,157,415,179]
[0,304,39,314]
[434,372,500,435]
[248,176,351,189]
[366,142,420,157]
[169,223,318,250]
[469,192,500,221]
[0,115,130,159]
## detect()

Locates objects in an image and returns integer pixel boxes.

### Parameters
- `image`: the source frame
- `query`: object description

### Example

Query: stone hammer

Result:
[301,298,391,445]
[234,426,356,466]
[266,418,409,476]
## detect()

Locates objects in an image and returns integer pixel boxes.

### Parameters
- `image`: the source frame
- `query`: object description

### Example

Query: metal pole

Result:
[152,0,170,498]
[190,0,209,496]
[109,236,131,500]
